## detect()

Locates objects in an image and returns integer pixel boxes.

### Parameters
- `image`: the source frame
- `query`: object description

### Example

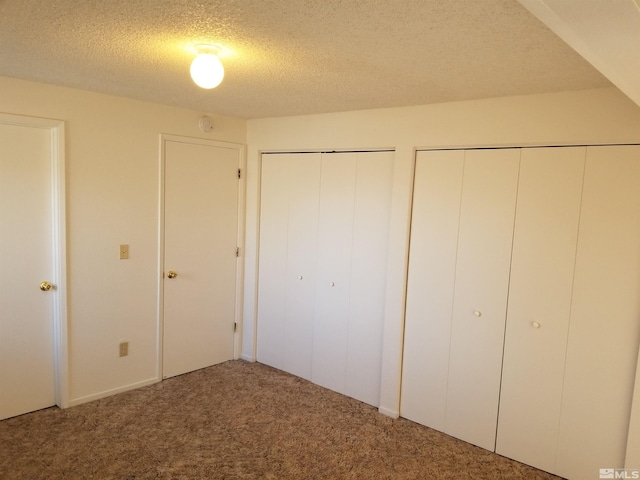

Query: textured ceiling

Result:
[0,0,610,119]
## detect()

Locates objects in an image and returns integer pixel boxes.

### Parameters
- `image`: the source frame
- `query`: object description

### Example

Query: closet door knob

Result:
[329,281,335,287]
[531,321,541,329]
[473,310,482,317]
[298,275,303,280]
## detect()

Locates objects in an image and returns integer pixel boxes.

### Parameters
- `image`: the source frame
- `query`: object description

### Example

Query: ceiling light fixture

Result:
[190,45,224,89]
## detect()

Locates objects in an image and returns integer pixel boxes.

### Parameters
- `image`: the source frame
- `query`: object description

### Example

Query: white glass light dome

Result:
[190,49,224,89]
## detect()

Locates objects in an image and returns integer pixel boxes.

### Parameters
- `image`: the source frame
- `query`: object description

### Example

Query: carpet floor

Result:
[0,360,562,479]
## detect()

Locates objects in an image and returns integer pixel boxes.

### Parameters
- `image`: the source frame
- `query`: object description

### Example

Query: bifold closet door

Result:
[401,150,464,430]
[313,153,357,394]
[555,146,640,479]
[257,150,393,406]
[401,148,519,450]
[344,152,393,404]
[445,148,519,450]
[256,153,321,380]
[312,151,393,406]
[496,147,585,473]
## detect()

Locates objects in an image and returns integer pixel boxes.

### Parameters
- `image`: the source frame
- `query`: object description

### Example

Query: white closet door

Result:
[257,153,321,379]
[401,150,465,430]
[445,148,520,450]
[282,155,321,379]
[345,151,394,406]
[312,152,357,394]
[496,147,585,472]
[258,150,392,405]
[256,154,290,369]
[556,146,640,479]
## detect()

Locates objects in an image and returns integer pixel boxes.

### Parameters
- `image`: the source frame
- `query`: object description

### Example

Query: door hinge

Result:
[238,168,241,179]
[236,246,240,257]
[233,322,237,332]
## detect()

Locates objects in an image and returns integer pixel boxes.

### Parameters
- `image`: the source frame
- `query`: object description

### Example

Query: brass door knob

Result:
[167,271,178,279]
[40,281,53,291]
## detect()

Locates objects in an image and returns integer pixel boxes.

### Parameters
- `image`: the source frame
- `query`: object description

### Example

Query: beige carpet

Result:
[0,360,562,479]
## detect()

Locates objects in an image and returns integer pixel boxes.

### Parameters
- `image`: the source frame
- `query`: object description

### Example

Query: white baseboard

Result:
[378,405,400,419]
[68,377,160,407]
[240,353,256,362]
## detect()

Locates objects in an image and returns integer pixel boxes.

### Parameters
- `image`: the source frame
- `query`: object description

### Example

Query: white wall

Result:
[0,76,246,405]
[244,87,640,418]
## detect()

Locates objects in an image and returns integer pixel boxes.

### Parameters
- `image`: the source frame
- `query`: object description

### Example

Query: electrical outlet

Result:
[119,244,129,260]
[119,341,129,357]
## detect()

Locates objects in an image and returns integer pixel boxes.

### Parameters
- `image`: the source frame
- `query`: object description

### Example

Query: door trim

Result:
[0,112,68,409]
[157,134,246,381]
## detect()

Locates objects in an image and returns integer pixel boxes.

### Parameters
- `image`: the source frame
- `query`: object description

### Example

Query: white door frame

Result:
[157,134,246,381]
[0,112,68,409]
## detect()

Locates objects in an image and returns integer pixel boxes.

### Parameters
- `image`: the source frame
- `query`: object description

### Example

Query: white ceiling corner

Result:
[517,0,640,109]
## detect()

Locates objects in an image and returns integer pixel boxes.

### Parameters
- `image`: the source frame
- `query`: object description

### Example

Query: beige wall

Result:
[0,76,246,405]
[245,86,640,417]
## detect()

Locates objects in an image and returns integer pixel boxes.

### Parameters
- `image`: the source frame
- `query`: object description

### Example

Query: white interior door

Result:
[162,137,240,379]
[0,122,56,420]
